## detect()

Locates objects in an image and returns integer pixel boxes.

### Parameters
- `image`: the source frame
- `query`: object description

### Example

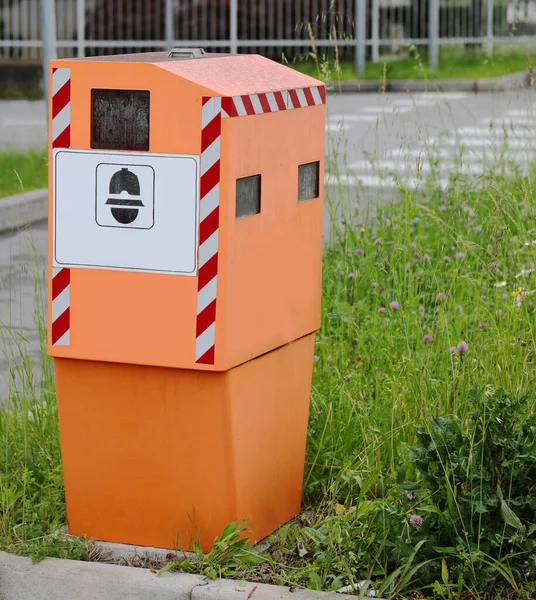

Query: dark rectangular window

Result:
[236,174,261,218]
[91,89,150,151]
[298,161,320,202]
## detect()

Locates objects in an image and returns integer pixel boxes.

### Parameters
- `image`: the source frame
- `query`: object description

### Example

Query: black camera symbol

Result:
[106,168,144,224]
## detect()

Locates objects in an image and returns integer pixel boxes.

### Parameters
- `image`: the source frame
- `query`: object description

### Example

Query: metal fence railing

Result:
[1,0,536,69]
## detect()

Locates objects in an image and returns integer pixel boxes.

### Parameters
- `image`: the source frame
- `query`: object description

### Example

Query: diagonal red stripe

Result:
[196,299,217,337]
[318,86,326,104]
[303,87,315,106]
[201,113,221,152]
[196,345,215,365]
[241,95,255,115]
[200,160,220,199]
[52,308,70,345]
[221,96,237,118]
[198,252,218,289]
[53,124,71,149]
[289,89,300,109]
[258,93,271,113]
[274,91,286,111]
[52,268,70,299]
[199,206,219,245]
[52,79,71,118]
[52,67,58,74]
[202,96,212,106]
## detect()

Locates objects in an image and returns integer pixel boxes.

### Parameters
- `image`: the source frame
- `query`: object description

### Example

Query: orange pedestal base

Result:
[54,334,315,551]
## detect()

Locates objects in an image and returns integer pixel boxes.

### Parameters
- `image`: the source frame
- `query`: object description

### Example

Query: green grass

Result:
[0,150,48,198]
[3,145,536,597]
[294,47,536,81]
[0,261,93,562]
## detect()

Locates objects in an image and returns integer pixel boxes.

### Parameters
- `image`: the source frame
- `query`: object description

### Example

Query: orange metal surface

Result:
[219,108,324,366]
[55,334,315,550]
[48,54,324,371]
[155,53,322,96]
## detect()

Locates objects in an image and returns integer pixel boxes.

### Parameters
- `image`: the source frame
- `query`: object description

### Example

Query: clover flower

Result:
[409,515,423,528]
[457,341,469,355]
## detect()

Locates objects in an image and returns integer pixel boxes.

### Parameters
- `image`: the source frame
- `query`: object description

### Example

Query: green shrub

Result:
[403,387,536,592]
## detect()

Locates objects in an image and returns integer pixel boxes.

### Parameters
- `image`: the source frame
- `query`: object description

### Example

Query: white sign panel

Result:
[53,149,199,275]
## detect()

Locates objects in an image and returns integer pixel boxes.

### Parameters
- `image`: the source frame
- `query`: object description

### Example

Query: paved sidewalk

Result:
[0,551,368,600]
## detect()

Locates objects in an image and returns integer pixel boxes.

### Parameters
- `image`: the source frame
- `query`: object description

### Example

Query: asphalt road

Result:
[326,87,536,192]
[0,88,535,401]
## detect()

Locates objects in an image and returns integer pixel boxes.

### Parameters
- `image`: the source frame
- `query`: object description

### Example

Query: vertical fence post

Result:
[486,0,494,55]
[165,0,174,50]
[230,0,238,53]
[428,0,439,69]
[355,0,366,75]
[40,0,57,119]
[76,0,85,57]
[371,0,379,62]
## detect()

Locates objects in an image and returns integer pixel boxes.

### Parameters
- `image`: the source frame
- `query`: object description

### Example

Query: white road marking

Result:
[439,137,536,149]
[325,122,354,133]
[490,118,536,127]
[328,114,383,123]
[413,92,470,100]
[502,110,536,118]
[361,106,413,114]
[386,146,535,162]
[335,103,533,191]
[350,159,490,175]
[455,126,536,137]
[326,172,450,190]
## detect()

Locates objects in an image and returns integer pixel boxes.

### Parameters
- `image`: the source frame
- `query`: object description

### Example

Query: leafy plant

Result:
[159,520,266,580]
[404,387,536,591]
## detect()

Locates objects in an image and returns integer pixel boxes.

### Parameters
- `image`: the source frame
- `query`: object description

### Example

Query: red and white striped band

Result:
[195,85,325,365]
[221,85,325,118]
[51,267,71,346]
[51,67,71,346]
[51,67,71,149]
[195,96,221,364]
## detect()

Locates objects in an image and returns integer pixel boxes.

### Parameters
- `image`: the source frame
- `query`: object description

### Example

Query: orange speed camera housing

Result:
[48,50,325,551]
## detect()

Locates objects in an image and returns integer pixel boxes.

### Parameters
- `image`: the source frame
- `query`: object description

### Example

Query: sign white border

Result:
[53,149,200,276]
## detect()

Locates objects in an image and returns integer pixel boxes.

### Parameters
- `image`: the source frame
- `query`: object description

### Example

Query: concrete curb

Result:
[0,551,376,600]
[329,69,532,94]
[0,188,47,233]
